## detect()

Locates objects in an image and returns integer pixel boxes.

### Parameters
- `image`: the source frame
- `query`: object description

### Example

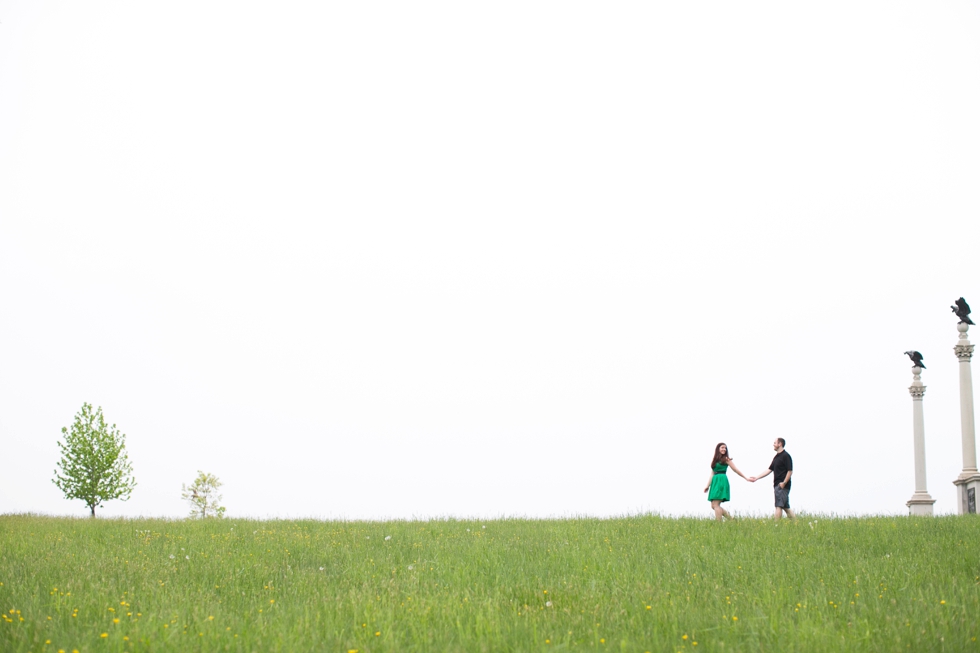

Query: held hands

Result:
[748,476,757,482]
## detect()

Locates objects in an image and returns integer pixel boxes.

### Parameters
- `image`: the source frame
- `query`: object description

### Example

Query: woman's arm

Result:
[704,472,714,493]
[727,460,749,480]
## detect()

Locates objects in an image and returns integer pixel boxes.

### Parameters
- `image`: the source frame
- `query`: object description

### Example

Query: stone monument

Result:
[905,361,935,515]
[951,301,980,514]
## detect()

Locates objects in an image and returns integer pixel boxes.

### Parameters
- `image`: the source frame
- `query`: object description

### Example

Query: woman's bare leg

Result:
[711,500,724,521]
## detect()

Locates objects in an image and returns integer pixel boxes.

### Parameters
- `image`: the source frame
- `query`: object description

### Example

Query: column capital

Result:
[955,343,974,360]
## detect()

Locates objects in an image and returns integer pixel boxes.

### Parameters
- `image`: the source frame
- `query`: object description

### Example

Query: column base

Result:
[906,493,936,516]
[952,472,980,514]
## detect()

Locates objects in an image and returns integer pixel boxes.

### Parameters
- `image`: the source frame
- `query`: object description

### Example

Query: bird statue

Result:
[952,297,974,325]
[904,351,926,369]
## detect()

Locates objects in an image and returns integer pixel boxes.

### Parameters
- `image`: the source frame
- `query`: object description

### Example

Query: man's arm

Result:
[779,470,792,489]
[750,469,772,483]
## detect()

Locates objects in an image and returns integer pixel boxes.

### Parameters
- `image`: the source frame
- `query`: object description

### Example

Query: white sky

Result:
[2,1,979,520]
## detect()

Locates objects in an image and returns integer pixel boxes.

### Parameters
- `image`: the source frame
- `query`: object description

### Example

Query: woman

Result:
[703,442,748,521]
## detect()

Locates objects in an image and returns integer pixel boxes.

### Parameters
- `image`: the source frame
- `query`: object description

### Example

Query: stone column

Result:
[906,366,935,515]
[953,323,980,514]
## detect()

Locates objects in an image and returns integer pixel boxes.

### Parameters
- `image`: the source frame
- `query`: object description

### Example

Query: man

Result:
[749,438,795,520]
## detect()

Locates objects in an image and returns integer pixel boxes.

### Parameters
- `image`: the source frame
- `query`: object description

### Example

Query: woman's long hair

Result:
[711,443,732,468]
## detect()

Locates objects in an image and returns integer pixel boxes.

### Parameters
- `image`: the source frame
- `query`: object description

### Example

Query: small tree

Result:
[181,471,226,518]
[52,403,136,517]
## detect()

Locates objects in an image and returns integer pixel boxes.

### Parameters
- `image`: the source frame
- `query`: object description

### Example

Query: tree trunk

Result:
[90,505,96,518]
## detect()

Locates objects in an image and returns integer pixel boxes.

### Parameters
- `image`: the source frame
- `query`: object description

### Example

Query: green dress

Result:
[707,462,730,502]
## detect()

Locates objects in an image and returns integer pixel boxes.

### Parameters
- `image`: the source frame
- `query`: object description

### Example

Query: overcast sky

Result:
[2,1,979,520]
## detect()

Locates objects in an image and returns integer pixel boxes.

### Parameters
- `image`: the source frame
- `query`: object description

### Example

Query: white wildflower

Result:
[384,536,391,541]
[545,601,553,608]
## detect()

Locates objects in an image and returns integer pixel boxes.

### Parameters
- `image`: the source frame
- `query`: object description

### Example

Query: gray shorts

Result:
[774,486,791,509]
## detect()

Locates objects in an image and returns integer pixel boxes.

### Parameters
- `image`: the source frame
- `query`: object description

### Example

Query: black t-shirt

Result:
[769,450,793,489]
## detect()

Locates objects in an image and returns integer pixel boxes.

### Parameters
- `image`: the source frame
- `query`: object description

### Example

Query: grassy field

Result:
[1,514,978,653]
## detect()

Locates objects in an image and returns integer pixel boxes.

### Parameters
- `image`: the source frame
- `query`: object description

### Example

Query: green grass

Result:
[1,514,978,652]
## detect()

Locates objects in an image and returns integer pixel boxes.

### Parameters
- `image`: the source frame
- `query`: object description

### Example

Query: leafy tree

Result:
[181,471,226,518]
[52,403,136,517]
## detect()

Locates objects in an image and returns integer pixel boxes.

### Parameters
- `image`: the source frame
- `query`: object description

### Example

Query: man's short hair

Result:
[777,437,786,447]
